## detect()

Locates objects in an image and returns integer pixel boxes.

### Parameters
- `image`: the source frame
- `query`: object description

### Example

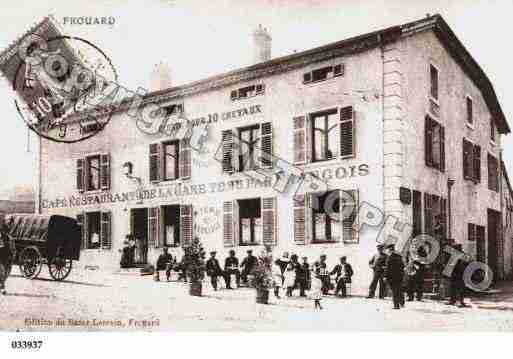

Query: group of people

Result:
[272,252,354,300]
[155,246,355,307]
[366,243,469,309]
[156,248,260,290]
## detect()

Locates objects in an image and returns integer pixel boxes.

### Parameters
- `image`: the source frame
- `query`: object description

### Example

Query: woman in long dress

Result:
[309,269,323,310]
[272,261,283,299]
[283,262,296,297]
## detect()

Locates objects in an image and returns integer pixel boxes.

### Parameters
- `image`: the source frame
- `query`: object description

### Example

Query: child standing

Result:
[272,261,283,299]
[309,268,323,310]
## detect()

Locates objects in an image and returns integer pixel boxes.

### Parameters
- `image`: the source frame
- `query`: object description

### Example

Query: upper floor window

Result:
[163,140,179,181]
[462,138,481,183]
[230,84,265,101]
[488,154,499,192]
[219,122,273,173]
[311,110,338,162]
[303,64,344,84]
[425,116,445,172]
[466,97,473,125]
[430,64,438,101]
[238,125,260,171]
[162,103,184,116]
[293,106,355,165]
[149,139,191,182]
[76,154,110,192]
[87,156,101,191]
[491,118,497,142]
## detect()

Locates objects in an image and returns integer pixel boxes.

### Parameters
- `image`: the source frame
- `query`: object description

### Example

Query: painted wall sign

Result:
[41,163,370,209]
[160,105,263,136]
[41,177,273,209]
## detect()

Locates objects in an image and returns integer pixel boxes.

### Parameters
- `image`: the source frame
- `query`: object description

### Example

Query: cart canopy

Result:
[6,214,81,260]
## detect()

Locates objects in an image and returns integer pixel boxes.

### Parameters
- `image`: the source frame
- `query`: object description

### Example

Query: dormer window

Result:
[303,64,344,84]
[230,84,265,101]
[162,103,184,116]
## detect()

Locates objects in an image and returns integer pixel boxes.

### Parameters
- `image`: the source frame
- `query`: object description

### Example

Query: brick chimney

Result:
[252,24,271,64]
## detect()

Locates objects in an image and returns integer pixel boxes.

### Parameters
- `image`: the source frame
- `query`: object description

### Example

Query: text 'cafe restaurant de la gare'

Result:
[37,15,512,291]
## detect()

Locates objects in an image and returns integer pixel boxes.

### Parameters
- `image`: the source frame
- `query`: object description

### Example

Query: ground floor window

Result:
[238,198,262,245]
[162,205,180,247]
[86,212,101,249]
[312,191,339,243]
[77,211,111,250]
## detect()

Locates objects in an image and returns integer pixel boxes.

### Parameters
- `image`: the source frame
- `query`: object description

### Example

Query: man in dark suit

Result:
[240,250,257,285]
[296,256,310,297]
[0,219,14,295]
[385,244,405,309]
[331,256,354,297]
[224,249,240,289]
[406,246,427,301]
[446,244,469,307]
[367,244,388,299]
[316,254,331,295]
[206,251,223,291]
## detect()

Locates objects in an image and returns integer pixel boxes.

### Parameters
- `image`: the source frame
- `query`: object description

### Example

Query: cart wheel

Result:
[18,247,43,279]
[48,257,72,281]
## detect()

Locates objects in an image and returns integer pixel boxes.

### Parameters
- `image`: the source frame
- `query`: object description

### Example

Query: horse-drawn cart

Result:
[6,214,81,281]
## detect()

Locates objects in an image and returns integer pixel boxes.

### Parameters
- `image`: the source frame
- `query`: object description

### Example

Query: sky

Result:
[0,0,512,193]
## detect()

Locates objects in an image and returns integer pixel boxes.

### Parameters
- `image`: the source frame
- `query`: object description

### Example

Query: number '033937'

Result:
[11,340,43,349]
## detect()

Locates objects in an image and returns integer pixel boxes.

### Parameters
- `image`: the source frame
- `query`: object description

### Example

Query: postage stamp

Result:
[0,16,118,143]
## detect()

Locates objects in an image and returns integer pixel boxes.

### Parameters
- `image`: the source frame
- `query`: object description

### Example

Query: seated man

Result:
[240,250,257,285]
[156,247,174,281]
[330,256,354,297]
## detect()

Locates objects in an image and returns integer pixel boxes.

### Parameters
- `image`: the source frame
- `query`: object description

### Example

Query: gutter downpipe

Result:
[378,33,386,222]
[499,146,504,281]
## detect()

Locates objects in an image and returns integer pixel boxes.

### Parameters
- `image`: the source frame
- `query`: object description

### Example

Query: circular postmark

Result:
[12,33,118,143]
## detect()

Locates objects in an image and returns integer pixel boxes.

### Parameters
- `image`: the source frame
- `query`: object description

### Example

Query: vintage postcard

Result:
[1,0,513,343]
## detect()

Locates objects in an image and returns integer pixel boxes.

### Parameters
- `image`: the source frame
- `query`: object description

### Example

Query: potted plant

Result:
[183,237,206,296]
[251,248,274,304]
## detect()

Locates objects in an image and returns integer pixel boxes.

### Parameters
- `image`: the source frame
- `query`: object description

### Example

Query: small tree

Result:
[183,237,206,283]
[251,246,274,293]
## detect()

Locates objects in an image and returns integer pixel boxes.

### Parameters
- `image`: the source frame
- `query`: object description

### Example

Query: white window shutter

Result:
[148,207,159,248]
[293,195,306,245]
[223,201,234,247]
[76,158,84,192]
[261,197,277,246]
[149,143,162,182]
[293,116,307,164]
[180,204,193,247]
[233,200,239,246]
[340,106,355,158]
[259,122,273,169]
[305,193,312,244]
[100,153,110,190]
[100,211,111,249]
[341,190,359,243]
[77,213,86,249]
[221,130,234,173]
[179,138,191,179]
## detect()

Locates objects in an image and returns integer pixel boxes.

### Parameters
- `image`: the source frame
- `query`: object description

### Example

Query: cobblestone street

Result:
[2,268,513,331]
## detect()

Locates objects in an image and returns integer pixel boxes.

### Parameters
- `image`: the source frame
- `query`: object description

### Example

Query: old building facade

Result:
[36,15,511,290]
